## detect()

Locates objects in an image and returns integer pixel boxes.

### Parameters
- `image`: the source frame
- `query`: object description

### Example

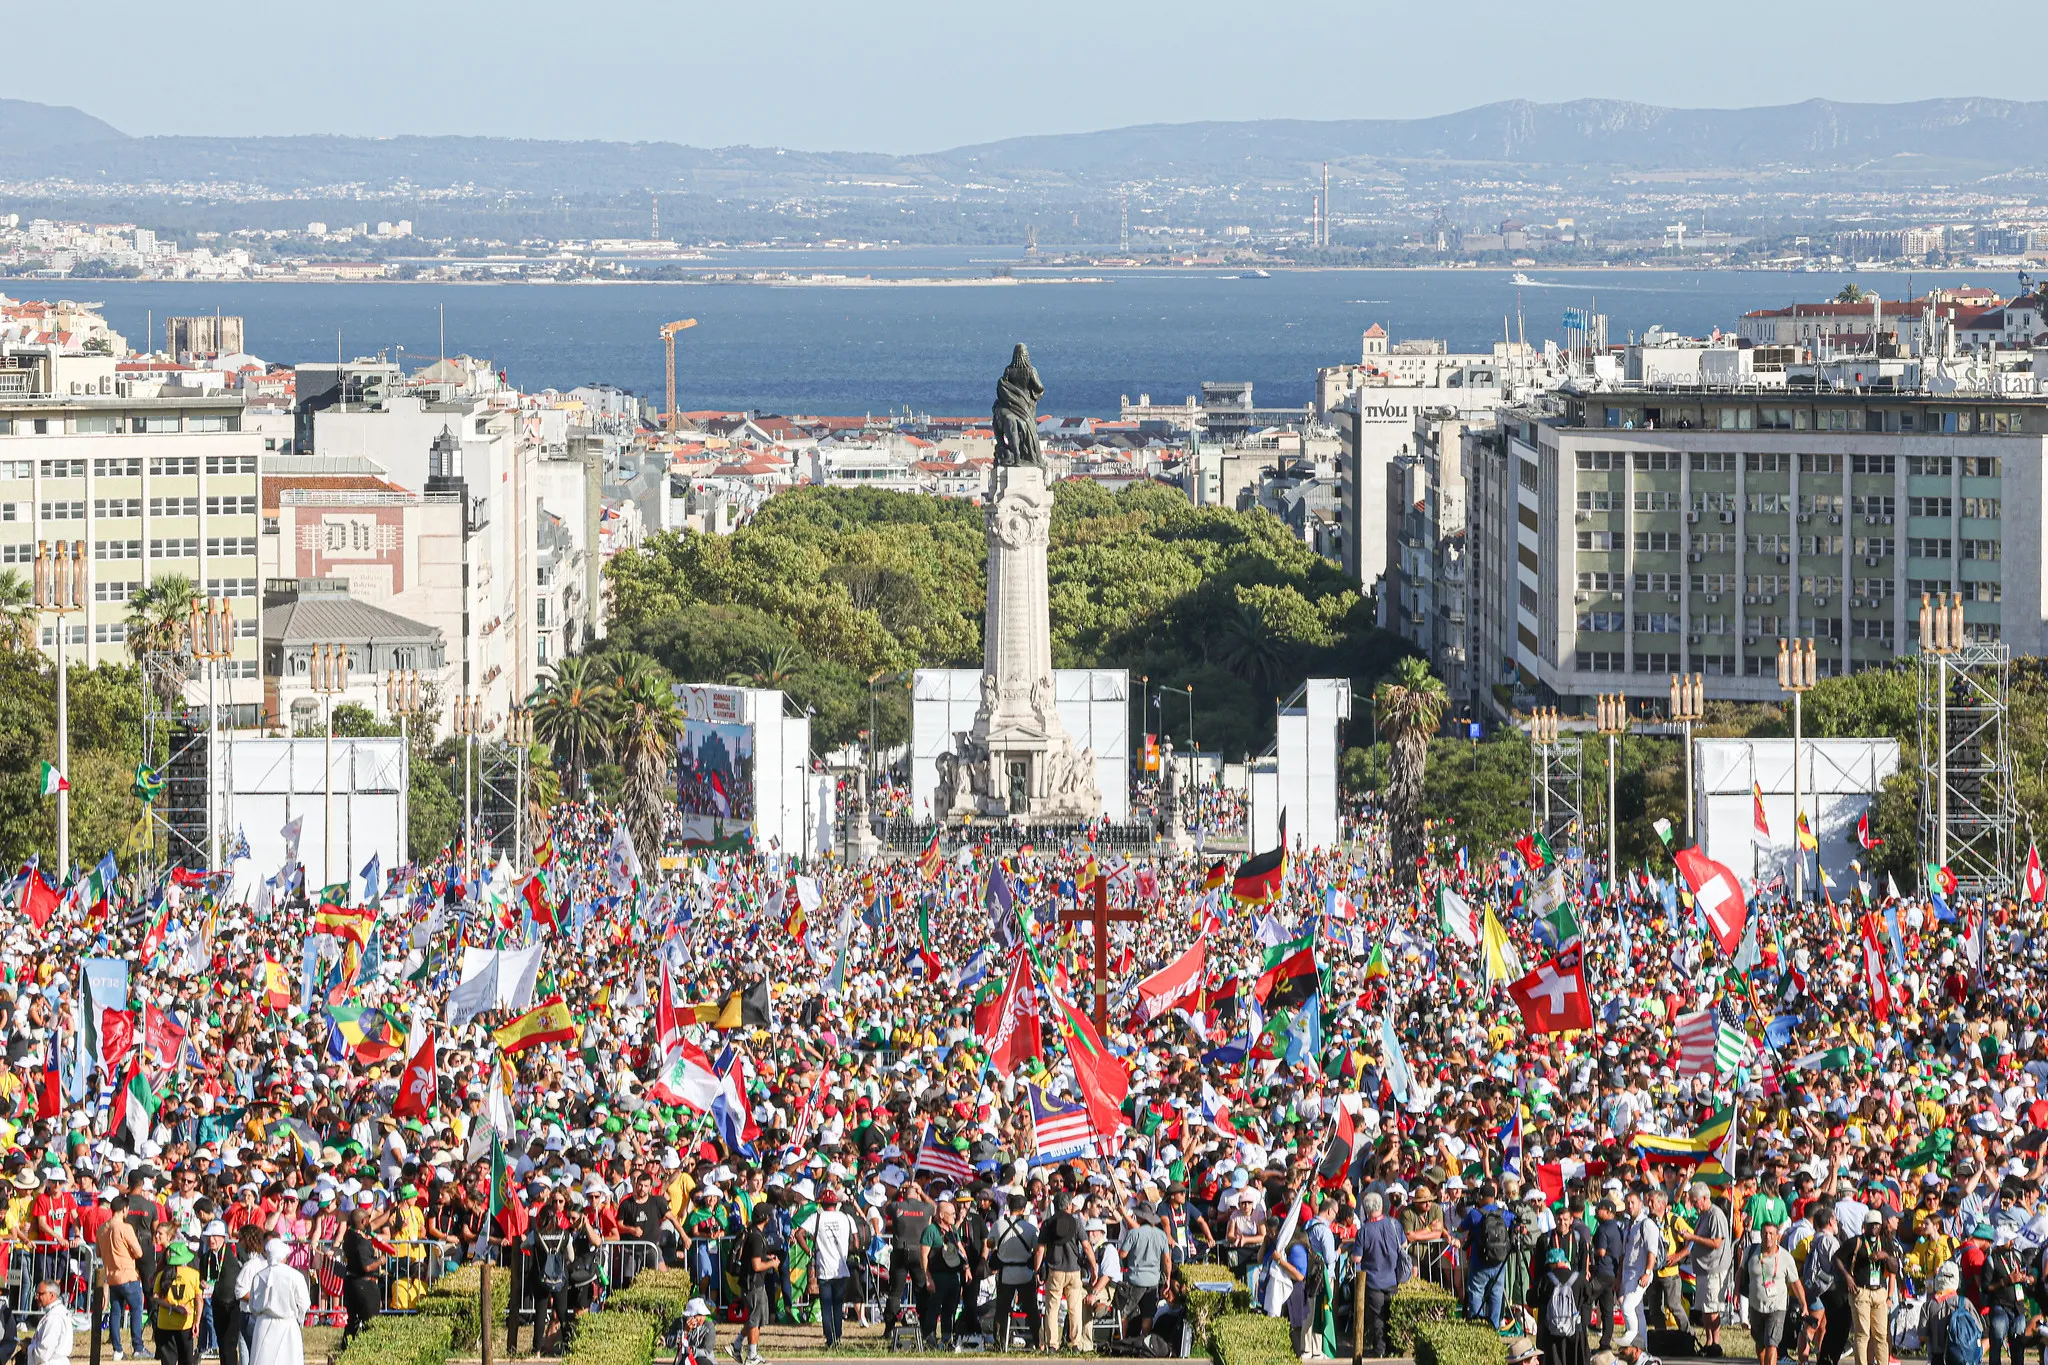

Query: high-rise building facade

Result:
[1474,388,2048,711]
[0,350,263,715]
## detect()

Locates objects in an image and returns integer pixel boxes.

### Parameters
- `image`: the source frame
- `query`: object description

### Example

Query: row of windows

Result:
[1587,534,1933,558]
[1575,451,2005,480]
[1578,571,1906,599]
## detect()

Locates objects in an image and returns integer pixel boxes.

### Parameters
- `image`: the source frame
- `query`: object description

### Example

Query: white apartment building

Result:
[1324,327,1540,603]
[1468,387,2048,713]
[297,361,598,724]
[0,341,263,717]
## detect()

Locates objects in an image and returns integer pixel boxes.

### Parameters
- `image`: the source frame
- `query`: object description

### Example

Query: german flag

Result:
[1202,860,1229,893]
[1254,935,1317,1011]
[1231,848,1285,904]
[492,995,579,1054]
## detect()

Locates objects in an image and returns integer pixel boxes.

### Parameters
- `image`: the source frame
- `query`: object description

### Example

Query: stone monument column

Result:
[933,344,1103,825]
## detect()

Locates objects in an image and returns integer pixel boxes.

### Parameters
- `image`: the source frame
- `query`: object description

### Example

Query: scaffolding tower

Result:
[1526,709,1586,847]
[1918,640,2015,901]
[139,650,208,875]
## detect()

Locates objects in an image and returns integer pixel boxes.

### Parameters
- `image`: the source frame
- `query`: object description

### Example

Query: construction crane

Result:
[661,318,698,432]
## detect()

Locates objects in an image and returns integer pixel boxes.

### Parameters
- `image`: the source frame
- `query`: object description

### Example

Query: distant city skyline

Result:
[5,0,2033,153]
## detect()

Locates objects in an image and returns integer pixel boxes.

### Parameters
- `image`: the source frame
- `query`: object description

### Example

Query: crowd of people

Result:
[0,780,2033,1365]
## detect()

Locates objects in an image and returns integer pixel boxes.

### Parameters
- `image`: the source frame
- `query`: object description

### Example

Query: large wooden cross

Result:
[1058,866,1145,1035]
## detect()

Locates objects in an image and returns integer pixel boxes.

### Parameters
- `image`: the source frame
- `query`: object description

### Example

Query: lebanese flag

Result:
[392,1029,437,1121]
[1507,943,1593,1034]
[647,1036,721,1110]
[1135,941,1206,1023]
[2028,845,2047,906]
[973,948,1044,1077]
[1675,846,1747,956]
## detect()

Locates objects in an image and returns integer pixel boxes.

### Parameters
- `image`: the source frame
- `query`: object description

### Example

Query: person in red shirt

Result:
[78,1182,118,1245]
[1959,1221,1994,1310]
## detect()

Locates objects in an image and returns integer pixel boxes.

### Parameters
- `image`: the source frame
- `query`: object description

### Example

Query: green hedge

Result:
[1414,1319,1508,1365]
[566,1309,659,1365]
[1210,1313,1297,1365]
[332,1314,455,1365]
[607,1267,697,1337]
[1389,1280,1458,1355]
[412,1264,511,1350]
[1176,1262,1251,1349]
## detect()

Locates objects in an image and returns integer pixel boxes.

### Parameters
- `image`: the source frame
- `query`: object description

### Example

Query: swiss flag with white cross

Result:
[1675,846,1747,956]
[1508,943,1593,1034]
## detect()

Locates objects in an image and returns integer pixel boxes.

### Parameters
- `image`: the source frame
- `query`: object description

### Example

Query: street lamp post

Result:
[508,707,535,872]
[1595,693,1630,888]
[1776,637,1817,903]
[452,693,484,883]
[308,642,350,889]
[386,669,425,868]
[31,540,83,876]
[189,597,234,871]
[1530,706,1560,833]
[1668,672,1705,846]
[1918,593,1964,873]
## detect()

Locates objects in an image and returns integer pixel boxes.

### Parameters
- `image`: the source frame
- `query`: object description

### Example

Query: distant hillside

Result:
[0,97,126,148]
[937,98,2048,179]
[6,95,2048,195]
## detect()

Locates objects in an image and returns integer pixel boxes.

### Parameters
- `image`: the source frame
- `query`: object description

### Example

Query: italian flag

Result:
[37,762,66,796]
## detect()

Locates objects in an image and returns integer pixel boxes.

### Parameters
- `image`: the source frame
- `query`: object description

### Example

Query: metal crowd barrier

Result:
[506,1238,669,1326]
[7,1241,94,1334]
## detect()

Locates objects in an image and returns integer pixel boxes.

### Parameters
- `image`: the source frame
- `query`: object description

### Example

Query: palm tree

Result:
[725,643,804,692]
[1217,601,1289,696]
[609,661,680,863]
[529,656,612,794]
[125,574,200,707]
[1374,655,1449,870]
[0,570,35,652]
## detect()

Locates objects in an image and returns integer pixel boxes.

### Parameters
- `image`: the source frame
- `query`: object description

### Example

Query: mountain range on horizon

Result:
[7,93,2048,194]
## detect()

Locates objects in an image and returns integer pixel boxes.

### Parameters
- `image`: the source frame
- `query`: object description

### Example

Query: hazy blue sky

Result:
[12,0,2025,151]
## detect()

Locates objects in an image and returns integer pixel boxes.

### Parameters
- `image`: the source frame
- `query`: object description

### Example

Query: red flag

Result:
[522,875,555,930]
[20,871,58,930]
[1316,1101,1357,1191]
[392,1030,437,1121]
[1857,810,1883,851]
[1861,920,1893,1024]
[973,948,1044,1077]
[99,1007,137,1079]
[143,1005,186,1072]
[1508,944,1592,1034]
[2028,845,2046,907]
[34,1046,61,1123]
[656,963,686,1059]
[1135,941,1206,1023]
[1675,846,1747,956]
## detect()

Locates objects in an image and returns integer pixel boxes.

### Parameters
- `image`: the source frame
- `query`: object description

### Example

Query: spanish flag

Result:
[313,903,373,946]
[257,957,292,1013]
[492,995,578,1054]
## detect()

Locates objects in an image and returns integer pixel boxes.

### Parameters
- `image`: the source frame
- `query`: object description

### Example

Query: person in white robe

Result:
[246,1238,308,1365]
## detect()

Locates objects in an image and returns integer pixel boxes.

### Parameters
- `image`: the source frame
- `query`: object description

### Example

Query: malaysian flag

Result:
[1026,1080,1094,1166]
[912,1121,974,1182]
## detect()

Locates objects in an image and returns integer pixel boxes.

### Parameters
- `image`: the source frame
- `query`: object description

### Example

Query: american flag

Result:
[913,1121,974,1181]
[1026,1080,1094,1166]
